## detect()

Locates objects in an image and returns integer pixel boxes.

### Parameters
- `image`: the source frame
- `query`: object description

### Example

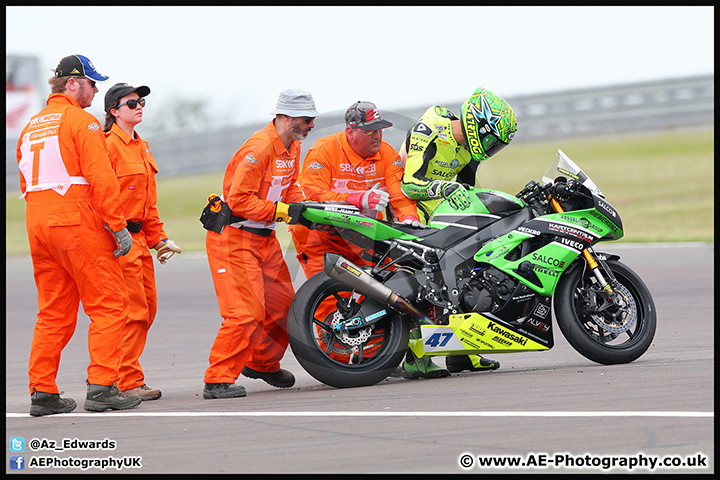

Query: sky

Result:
[6,6,715,131]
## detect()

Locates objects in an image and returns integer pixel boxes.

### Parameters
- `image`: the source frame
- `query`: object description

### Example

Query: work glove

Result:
[156,239,182,264]
[400,215,427,229]
[430,180,472,210]
[106,225,133,257]
[346,182,390,212]
[274,202,306,224]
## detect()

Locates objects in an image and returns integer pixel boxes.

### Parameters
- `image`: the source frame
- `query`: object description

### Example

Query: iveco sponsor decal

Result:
[558,237,585,251]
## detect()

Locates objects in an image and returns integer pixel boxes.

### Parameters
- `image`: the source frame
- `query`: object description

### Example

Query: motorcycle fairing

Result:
[410,312,550,358]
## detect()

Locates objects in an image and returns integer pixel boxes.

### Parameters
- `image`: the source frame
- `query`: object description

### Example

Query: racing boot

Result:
[402,350,451,379]
[402,326,450,379]
[446,354,500,373]
[30,388,77,417]
[242,366,295,388]
[84,382,142,412]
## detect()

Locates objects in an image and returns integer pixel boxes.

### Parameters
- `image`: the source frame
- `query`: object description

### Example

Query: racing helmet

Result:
[460,88,517,162]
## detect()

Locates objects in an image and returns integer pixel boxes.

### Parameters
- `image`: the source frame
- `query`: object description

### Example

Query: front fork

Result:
[550,198,616,297]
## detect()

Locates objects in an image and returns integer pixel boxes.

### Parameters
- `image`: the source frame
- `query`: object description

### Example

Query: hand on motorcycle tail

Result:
[346,182,390,211]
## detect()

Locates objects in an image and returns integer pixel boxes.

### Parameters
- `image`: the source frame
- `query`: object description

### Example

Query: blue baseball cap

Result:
[54,54,109,83]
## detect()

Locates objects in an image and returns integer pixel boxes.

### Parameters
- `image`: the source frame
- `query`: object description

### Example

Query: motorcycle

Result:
[287,150,657,388]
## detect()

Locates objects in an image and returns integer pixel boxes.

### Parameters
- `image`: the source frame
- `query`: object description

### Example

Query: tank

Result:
[429,188,525,230]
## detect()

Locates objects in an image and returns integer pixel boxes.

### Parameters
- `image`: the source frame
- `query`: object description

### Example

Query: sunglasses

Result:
[116,98,146,110]
[353,127,383,137]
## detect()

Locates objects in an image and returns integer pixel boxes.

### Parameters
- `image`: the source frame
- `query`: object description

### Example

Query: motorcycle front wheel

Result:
[287,272,409,388]
[555,258,656,364]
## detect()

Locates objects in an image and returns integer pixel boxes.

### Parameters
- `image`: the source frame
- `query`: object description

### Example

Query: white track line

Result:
[6,411,713,418]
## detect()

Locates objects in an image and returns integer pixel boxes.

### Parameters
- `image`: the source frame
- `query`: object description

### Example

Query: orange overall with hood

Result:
[204,120,305,383]
[17,93,130,394]
[105,123,167,391]
[290,130,418,279]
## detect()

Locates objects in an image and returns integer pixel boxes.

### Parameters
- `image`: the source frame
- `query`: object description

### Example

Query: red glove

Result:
[346,182,390,212]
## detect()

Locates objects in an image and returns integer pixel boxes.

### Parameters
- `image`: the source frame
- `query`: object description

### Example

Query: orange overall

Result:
[204,120,304,383]
[290,130,418,279]
[17,94,130,394]
[105,123,167,391]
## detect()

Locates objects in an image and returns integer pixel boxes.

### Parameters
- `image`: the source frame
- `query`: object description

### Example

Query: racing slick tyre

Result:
[288,272,409,388]
[555,258,656,365]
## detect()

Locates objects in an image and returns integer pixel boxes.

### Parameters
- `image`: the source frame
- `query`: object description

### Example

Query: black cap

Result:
[104,83,151,114]
[345,101,392,130]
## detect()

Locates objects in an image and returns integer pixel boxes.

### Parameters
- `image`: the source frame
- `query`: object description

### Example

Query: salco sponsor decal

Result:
[531,252,566,269]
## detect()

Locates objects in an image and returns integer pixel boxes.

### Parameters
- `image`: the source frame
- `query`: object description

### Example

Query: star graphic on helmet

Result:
[471,95,502,137]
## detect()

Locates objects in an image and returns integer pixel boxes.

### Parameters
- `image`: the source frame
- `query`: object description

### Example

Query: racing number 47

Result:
[425,332,453,347]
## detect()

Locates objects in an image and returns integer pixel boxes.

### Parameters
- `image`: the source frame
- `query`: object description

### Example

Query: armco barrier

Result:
[6,75,713,190]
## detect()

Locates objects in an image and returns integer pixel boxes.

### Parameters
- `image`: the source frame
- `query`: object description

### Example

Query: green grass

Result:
[5,128,714,256]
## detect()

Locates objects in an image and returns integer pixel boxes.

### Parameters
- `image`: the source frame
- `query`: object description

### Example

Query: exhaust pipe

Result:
[323,253,430,323]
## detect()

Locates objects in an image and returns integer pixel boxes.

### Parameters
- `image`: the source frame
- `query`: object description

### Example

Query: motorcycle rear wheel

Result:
[555,258,656,364]
[288,272,409,388]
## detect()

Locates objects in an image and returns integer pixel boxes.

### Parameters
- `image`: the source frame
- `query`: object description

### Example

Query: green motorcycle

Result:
[287,150,657,388]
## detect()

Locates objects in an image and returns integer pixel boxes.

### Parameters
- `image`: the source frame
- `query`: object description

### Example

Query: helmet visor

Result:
[479,132,509,158]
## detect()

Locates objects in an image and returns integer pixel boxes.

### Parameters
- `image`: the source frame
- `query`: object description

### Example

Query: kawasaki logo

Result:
[487,322,527,346]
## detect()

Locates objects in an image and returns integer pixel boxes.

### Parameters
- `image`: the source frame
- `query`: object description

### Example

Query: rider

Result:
[400,87,518,377]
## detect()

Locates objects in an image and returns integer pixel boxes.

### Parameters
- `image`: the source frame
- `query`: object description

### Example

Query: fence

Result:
[6,74,713,190]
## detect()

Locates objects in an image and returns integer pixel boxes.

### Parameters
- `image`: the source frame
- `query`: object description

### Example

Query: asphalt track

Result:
[5,242,714,474]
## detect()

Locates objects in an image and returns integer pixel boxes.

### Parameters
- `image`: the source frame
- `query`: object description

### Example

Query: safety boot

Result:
[242,366,295,388]
[203,382,247,399]
[84,382,142,412]
[402,350,451,379]
[446,354,500,372]
[30,389,77,417]
[122,384,162,401]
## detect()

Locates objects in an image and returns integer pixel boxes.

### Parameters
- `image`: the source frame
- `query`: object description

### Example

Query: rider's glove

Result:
[155,239,182,264]
[106,225,133,257]
[429,180,472,210]
[346,182,390,212]
[400,215,427,229]
[274,202,306,224]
